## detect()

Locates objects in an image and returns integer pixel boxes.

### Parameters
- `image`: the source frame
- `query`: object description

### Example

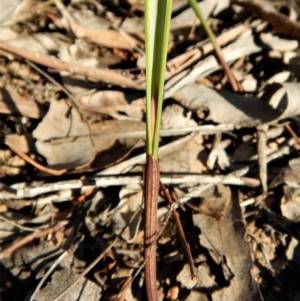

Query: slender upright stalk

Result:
[144,1,172,300]
[188,0,241,92]
[144,156,160,300]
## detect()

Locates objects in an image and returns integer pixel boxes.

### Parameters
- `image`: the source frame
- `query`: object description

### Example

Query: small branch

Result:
[0,224,64,259]
[160,182,197,280]
[0,41,141,89]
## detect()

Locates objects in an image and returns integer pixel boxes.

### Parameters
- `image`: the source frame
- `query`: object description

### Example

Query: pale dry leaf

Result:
[0,86,46,119]
[56,0,139,51]
[159,133,207,173]
[72,8,110,30]
[241,74,257,92]
[72,24,139,51]
[281,186,300,222]
[77,90,144,120]
[286,237,300,267]
[262,71,291,88]
[185,290,210,301]
[192,189,263,301]
[174,82,300,127]
[207,139,231,170]
[260,33,299,52]
[174,83,278,127]
[63,6,139,50]
[113,15,144,34]
[58,40,100,95]
[33,269,101,301]
[171,0,218,30]
[0,0,31,23]
[0,27,18,41]
[33,98,95,168]
[161,104,197,129]
[0,229,15,240]
[262,83,300,122]
[176,263,218,291]
[6,32,68,54]
[5,134,32,153]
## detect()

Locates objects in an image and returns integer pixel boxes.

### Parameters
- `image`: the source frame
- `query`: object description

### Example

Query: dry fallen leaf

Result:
[33,98,144,169]
[192,189,263,301]
[34,269,101,301]
[0,86,46,119]
[173,82,300,127]
[159,133,207,173]
[176,263,218,292]
[77,90,144,121]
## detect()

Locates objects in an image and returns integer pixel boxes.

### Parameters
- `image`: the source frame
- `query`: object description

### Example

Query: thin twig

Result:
[0,41,141,89]
[257,124,268,193]
[160,182,197,280]
[0,214,39,232]
[29,251,68,301]
[0,224,64,259]
[4,173,260,200]
[5,139,67,176]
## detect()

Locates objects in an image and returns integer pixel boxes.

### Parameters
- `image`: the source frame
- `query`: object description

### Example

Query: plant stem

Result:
[188,0,241,92]
[144,156,160,301]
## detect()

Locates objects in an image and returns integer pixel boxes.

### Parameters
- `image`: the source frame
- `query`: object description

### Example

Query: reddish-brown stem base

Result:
[144,156,159,301]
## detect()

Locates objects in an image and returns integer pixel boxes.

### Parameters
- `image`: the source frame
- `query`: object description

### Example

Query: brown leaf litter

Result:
[0,0,300,300]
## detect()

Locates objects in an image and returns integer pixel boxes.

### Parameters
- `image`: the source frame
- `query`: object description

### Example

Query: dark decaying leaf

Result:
[192,189,263,301]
